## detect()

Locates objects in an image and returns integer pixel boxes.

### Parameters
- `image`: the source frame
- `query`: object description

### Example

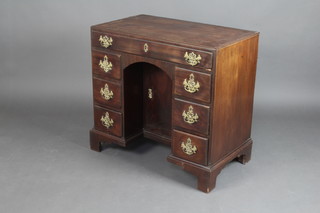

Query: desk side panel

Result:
[209,34,259,165]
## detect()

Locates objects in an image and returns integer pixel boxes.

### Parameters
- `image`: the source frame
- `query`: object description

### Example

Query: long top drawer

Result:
[91,31,213,69]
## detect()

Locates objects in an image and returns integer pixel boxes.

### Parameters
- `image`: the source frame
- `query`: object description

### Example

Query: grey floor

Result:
[1,96,319,212]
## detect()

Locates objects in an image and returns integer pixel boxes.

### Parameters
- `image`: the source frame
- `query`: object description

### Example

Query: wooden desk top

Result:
[91,14,258,50]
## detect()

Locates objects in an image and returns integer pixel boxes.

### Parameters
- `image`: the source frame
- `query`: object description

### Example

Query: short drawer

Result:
[92,50,121,80]
[174,67,212,103]
[94,106,122,137]
[172,99,210,135]
[93,77,122,109]
[172,130,208,165]
[92,31,213,69]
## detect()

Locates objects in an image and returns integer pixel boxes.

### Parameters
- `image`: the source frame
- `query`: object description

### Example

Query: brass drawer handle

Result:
[100,83,113,100]
[181,138,197,155]
[99,55,113,73]
[99,35,113,48]
[184,52,201,66]
[182,105,199,124]
[183,73,200,93]
[100,112,114,129]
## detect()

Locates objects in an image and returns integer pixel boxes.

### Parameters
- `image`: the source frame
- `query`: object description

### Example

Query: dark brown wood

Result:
[90,129,103,152]
[143,63,172,139]
[94,106,123,137]
[209,35,259,164]
[121,57,173,143]
[143,130,171,145]
[90,129,140,149]
[121,52,174,79]
[172,98,210,136]
[168,138,252,193]
[172,130,208,165]
[92,14,256,50]
[89,15,259,193]
[174,67,212,103]
[91,31,213,69]
[121,53,175,144]
[92,50,121,80]
[123,62,143,139]
[93,77,122,109]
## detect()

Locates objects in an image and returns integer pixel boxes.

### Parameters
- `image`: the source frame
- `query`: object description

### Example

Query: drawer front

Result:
[174,67,212,103]
[92,50,121,80]
[172,130,208,165]
[92,31,213,69]
[172,99,210,135]
[93,77,122,109]
[94,106,122,137]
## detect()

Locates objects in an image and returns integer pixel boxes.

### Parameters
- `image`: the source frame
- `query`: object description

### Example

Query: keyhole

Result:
[144,43,149,52]
[148,88,152,99]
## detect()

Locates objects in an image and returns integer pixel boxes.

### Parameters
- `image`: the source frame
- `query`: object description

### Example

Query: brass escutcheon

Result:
[99,35,113,48]
[99,55,113,73]
[184,52,202,66]
[148,88,152,99]
[144,43,149,52]
[181,138,197,155]
[100,83,114,100]
[183,73,200,93]
[100,112,114,129]
[182,105,199,124]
